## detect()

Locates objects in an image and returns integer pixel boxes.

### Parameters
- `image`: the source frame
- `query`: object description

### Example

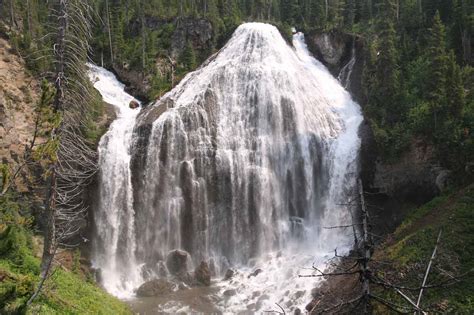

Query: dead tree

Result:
[300,180,467,314]
[27,0,98,306]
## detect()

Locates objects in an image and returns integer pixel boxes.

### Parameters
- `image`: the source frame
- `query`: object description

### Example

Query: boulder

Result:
[194,261,211,286]
[223,289,237,297]
[129,100,140,109]
[166,249,190,276]
[248,268,263,278]
[136,279,174,297]
[224,268,235,280]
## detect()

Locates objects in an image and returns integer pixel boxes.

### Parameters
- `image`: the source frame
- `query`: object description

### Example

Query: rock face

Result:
[111,17,214,101]
[136,279,175,297]
[0,37,40,193]
[171,17,213,59]
[194,261,211,286]
[305,29,448,234]
[365,140,448,234]
[305,29,365,104]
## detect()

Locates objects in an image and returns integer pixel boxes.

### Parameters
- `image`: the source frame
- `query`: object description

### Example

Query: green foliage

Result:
[81,89,107,146]
[0,194,131,314]
[179,41,197,71]
[376,185,474,313]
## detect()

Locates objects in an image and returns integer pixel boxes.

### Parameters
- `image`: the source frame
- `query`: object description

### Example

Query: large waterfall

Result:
[90,23,363,313]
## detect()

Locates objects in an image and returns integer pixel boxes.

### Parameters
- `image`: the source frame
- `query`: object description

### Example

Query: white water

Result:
[87,64,143,298]
[90,23,363,313]
[337,41,356,89]
[210,29,363,314]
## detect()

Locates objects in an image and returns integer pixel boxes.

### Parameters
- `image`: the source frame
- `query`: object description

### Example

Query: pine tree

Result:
[426,11,448,131]
[445,50,465,119]
[180,40,197,70]
[374,4,400,124]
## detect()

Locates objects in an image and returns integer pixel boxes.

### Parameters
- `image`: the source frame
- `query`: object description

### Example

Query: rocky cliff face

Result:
[305,29,365,104]
[113,17,214,102]
[306,29,447,233]
[0,37,41,193]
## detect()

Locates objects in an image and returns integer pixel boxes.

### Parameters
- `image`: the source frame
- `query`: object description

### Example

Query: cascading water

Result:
[87,64,142,298]
[337,40,356,89]
[91,23,363,313]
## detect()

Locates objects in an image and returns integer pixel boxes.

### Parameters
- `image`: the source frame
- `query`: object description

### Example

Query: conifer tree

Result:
[426,11,448,131]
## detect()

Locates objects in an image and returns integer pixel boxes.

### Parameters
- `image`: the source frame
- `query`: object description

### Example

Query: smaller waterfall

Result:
[338,40,356,89]
[87,64,143,298]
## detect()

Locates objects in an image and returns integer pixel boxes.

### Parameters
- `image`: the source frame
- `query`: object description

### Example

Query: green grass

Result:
[0,195,132,315]
[374,184,474,314]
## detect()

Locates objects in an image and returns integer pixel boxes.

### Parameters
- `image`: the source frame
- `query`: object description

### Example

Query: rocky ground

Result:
[0,36,41,193]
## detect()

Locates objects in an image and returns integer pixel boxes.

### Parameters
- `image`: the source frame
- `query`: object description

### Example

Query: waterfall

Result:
[87,64,143,298]
[338,40,356,89]
[90,23,363,312]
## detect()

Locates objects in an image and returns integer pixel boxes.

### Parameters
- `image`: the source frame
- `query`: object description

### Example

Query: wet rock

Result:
[129,100,140,109]
[166,249,190,276]
[435,169,451,193]
[306,299,318,312]
[93,268,103,284]
[223,289,237,297]
[248,268,263,278]
[294,290,305,299]
[194,261,211,286]
[158,260,169,278]
[178,282,189,291]
[246,303,257,311]
[224,269,235,280]
[136,279,174,297]
[311,287,321,299]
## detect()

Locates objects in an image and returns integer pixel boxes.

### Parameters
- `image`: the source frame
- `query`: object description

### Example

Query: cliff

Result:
[305,29,449,233]
[110,17,215,102]
[0,37,41,194]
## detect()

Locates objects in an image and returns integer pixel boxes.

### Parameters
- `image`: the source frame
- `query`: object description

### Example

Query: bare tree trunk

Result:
[359,179,371,314]
[414,229,442,314]
[53,0,66,112]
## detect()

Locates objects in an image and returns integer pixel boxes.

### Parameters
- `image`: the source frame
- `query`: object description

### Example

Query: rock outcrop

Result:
[305,29,365,104]
[0,37,40,193]
[170,17,213,59]
[111,17,214,102]
[136,278,175,297]
[166,249,190,276]
[305,29,448,234]
[194,261,211,286]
